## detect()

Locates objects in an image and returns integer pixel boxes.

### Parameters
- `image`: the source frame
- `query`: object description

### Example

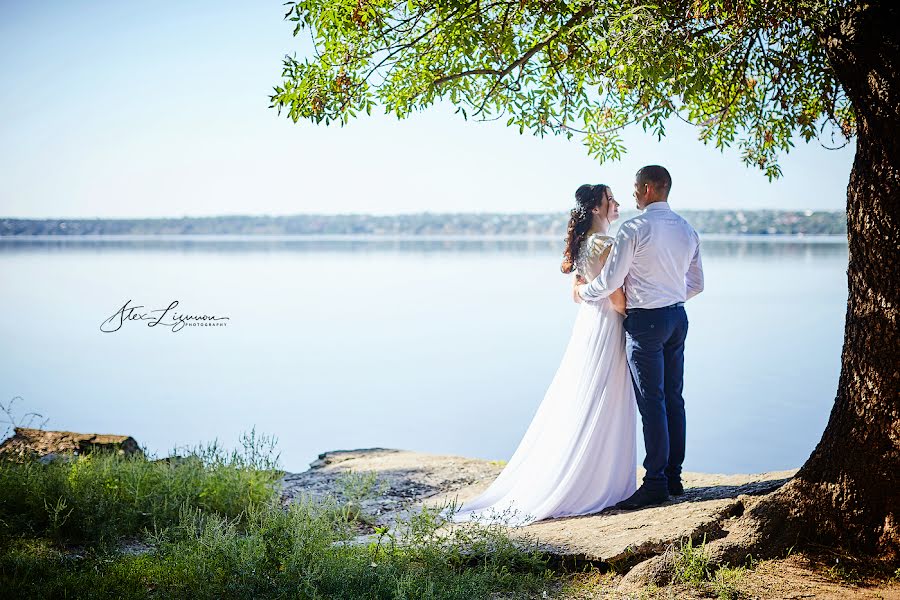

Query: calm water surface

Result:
[0,235,848,474]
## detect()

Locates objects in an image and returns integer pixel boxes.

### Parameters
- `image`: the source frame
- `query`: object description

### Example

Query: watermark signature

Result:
[100,300,230,333]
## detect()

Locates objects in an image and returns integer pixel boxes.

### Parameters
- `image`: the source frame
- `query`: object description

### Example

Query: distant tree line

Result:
[0,210,846,236]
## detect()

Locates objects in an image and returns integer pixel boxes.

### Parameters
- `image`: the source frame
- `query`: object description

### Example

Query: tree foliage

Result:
[270,0,854,180]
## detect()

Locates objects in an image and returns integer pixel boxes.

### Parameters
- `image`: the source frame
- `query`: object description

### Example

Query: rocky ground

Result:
[279,447,900,599]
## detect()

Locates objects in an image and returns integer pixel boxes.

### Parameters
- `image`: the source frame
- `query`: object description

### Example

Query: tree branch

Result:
[469,4,595,117]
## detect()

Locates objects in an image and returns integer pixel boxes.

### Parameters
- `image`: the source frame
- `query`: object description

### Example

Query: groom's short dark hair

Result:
[636,165,672,197]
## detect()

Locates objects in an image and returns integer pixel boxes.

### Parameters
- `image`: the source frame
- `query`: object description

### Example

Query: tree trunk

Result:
[713,1,900,563]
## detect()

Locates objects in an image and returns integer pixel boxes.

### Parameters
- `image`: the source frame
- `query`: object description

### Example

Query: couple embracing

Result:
[442,165,705,527]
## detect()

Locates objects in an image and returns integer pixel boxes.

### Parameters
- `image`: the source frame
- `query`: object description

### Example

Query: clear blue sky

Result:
[0,1,855,218]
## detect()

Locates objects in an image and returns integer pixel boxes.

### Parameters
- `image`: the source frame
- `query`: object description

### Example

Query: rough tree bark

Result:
[706,0,900,565]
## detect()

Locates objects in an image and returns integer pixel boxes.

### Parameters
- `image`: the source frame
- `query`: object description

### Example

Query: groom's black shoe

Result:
[613,485,669,510]
[668,479,685,497]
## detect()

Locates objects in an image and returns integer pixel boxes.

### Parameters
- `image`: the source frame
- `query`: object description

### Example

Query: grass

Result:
[672,535,747,600]
[556,566,617,598]
[0,428,282,546]
[327,469,391,527]
[0,428,555,599]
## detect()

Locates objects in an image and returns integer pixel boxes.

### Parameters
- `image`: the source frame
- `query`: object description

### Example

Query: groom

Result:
[577,165,704,509]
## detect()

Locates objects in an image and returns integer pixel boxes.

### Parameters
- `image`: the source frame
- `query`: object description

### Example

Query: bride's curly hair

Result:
[561,183,610,274]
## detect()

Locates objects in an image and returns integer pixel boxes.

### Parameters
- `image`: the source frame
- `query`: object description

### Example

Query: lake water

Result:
[0,235,848,475]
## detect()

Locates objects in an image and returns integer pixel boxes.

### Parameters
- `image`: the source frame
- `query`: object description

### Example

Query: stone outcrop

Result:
[278,447,797,568]
[0,427,144,462]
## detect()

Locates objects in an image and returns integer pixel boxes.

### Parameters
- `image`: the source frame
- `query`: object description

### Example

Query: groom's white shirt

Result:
[579,201,704,309]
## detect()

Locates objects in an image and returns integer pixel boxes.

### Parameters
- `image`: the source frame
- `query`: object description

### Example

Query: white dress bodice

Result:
[575,233,615,282]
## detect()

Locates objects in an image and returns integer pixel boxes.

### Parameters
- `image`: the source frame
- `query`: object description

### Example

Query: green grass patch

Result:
[673,535,747,600]
[0,428,282,546]
[0,430,556,599]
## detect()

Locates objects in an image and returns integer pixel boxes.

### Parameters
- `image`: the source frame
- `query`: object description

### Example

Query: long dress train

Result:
[440,233,637,527]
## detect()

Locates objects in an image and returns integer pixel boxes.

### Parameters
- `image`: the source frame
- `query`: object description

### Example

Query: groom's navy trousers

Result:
[623,303,688,494]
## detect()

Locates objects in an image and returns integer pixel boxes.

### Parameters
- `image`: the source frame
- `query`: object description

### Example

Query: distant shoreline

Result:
[0,210,847,237]
[0,232,848,244]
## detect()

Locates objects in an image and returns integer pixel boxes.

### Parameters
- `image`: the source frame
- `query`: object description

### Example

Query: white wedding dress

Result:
[440,233,637,526]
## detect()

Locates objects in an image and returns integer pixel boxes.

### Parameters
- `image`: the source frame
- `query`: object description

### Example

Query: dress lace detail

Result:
[575,233,614,281]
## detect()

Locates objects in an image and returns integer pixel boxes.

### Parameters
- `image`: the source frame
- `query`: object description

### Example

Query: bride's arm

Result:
[609,287,626,315]
[573,274,586,303]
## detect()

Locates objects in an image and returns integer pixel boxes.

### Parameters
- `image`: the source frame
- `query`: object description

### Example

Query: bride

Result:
[440,184,637,526]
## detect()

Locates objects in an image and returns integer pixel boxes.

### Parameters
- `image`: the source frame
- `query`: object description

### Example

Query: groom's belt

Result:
[627,302,685,312]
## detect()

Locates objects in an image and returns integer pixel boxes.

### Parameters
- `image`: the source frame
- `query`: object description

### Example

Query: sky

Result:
[0,1,856,218]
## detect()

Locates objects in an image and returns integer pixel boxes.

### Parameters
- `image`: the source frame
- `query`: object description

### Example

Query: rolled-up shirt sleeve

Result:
[686,235,704,300]
[579,224,637,302]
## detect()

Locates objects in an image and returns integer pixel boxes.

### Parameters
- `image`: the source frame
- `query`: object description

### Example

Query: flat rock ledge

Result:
[0,427,144,462]
[278,448,796,568]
